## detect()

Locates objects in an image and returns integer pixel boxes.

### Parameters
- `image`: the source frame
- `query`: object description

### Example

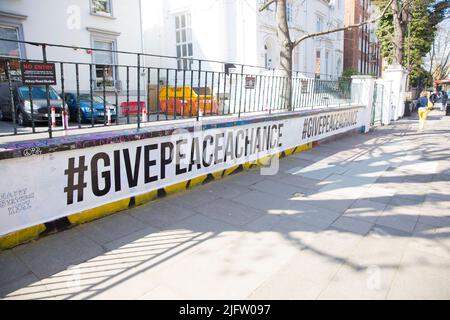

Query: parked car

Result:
[0,82,65,126]
[63,92,117,123]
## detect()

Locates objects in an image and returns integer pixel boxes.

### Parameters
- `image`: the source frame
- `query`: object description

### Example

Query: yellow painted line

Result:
[284,147,296,156]
[243,161,256,170]
[188,174,208,188]
[164,180,188,195]
[135,190,158,206]
[67,198,130,225]
[0,224,46,250]
[211,170,224,180]
[294,142,313,153]
[223,165,240,176]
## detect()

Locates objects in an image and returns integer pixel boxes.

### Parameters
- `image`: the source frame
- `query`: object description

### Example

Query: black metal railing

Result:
[0,38,354,139]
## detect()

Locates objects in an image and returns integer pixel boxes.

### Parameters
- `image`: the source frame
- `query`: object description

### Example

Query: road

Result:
[0,110,449,299]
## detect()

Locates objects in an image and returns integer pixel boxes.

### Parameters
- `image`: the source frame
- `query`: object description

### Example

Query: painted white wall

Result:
[0,0,143,97]
[142,0,344,78]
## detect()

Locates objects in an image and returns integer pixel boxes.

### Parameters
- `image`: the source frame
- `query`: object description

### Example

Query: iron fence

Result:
[0,38,354,139]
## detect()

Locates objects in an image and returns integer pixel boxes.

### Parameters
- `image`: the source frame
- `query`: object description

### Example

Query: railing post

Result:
[137,53,141,129]
[102,65,106,126]
[238,65,244,118]
[126,66,130,124]
[197,60,201,121]
[28,82,35,133]
[89,64,94,128]
[75,63,81,128]
[60,62,67,130]
[42,44,52,138]
[5,59,17,135]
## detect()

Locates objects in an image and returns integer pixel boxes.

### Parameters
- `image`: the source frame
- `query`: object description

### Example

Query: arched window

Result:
[336,57,342,76]
[264,39,275,69]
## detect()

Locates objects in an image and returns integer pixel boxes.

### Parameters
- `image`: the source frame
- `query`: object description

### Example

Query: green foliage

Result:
[338,68,359,92]
[340,68,360,80]
[374,0,448,86]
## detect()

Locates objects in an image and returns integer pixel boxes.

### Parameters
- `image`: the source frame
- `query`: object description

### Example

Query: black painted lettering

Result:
[91,152,111,197]
[160,142,174,180]
[123,147,141,188]
[144,144,158,183]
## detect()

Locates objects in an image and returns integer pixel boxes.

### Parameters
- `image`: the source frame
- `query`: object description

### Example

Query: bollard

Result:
[141,107,147,123]
[63,109,69,130]
[51,106,56,128]
[106,107,112,126]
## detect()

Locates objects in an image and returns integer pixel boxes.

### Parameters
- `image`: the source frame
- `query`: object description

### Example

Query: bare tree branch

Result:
[259,0,276,12]
[291,0,394,48]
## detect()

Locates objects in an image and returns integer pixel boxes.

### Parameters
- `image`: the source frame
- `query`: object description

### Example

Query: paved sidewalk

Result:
[1,110,450,300]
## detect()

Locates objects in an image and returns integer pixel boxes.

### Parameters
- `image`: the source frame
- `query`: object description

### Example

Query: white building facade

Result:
[0,0,143,94]
[142,0,345,79]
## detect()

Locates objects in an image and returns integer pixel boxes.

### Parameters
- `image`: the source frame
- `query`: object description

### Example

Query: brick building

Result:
[344,0,382,77]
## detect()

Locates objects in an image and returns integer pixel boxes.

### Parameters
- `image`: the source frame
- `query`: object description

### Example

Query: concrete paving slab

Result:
[0,251,31,288]
[249,179,305,198]
[343,199,387,223]
[387,248,450,299]
[375,210,419,234]
[77,213,147,246]
[331,216,374,236]
[193,198,264,228]
[129,200,197,230]
[12,229,105,279]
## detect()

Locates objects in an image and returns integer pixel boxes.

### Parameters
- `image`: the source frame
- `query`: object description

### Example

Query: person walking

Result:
[435,90,444,111]
[417,91,430,131]
[429,89,438,106]
[441,90,448,111]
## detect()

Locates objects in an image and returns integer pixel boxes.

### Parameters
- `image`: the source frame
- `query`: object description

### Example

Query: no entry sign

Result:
[245,76,256,89]
[21,62,57,85]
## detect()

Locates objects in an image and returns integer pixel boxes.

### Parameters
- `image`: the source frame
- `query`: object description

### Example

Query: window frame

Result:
[286,2,293,23]
[90,0,113,17]
[0,12,26,60]
[174,12,193,70]
[91,36,118,91]
[315,49,321,79]
[0,13,26,82]
[0,25,22,59]
[316,15,325,33]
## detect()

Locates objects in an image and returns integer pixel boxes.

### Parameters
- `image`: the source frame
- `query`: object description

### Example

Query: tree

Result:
[429,26,450,81]
[259,0,393,109]
[375,0,449,87]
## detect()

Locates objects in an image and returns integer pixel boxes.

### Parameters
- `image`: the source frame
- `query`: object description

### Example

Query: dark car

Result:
[63,92,117,123]
[0,82,65,126]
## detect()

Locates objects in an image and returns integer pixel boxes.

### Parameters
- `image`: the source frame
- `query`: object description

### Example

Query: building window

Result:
[91,0,112,16]
[336,21,342,40]
[315,49,321,78]
[175,12,193,70]
[264,43,273,69]
[0,25,20,58]
[316,16,324,33]
[93,39,117,90]
[336,57,342,76]
[286,2,293,23]
[325,50,330,76]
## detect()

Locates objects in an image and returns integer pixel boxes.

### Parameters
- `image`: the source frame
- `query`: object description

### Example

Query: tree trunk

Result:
[276,0,293,110]
[391,0,405,65]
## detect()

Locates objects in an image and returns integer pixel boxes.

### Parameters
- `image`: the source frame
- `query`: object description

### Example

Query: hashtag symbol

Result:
[64,156,88,205]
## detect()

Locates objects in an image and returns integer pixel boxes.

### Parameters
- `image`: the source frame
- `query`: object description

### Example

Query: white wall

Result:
[142,0,344,78]
[0,0,143,97]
